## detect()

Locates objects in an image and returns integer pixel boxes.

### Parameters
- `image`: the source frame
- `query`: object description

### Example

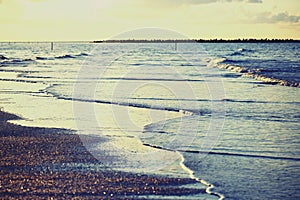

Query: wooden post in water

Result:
[175,42,177,51]
[51,42,54,51]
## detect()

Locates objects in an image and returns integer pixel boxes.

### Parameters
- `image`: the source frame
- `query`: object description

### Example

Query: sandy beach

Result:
[0,110,205,199]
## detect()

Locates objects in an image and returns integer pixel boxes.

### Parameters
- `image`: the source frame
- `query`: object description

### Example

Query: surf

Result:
[209,57,300,87]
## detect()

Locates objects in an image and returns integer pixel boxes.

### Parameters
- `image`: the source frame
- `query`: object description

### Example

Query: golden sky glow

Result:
[0,0,299,41]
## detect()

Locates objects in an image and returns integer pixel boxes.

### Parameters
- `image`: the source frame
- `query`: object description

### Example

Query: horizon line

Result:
[1,38,299,43]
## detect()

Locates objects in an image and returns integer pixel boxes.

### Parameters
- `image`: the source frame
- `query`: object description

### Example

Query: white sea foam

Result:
[178,152,225,200]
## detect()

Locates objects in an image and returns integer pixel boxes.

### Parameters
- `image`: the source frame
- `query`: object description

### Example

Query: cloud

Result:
[28,0,47,2]
[255,12,300,24]
[0,0,47,3]
[162,0,263,4]
[247,0,262,3]
[271,13,300,23]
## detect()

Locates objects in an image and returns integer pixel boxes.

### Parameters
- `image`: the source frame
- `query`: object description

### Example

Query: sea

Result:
[0,41,299,200]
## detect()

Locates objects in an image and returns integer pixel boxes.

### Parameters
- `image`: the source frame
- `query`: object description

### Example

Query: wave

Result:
[178,153,225,200]
[228,48,255,56]
[217,63,249,73]
[0,58,36,65]
[76,53,89,57]
[229,52,244,56]
[242,72,300,87]
[129,97,299,105]
[55,54,75,59]
[98,77,204,82]
[143,143,300,161]
[143,143,225,199]
[0,55,8,60]
[0,52,88,65]
[0,78,39,84]
[237,48,254,53]
[36,56,54,60]
[182,150,300,161]
[210,57,226,64]
[210,58,300,88]
[47,91,202,116]
[36,53,89,60]
[220,98,300,105]
[45,85,211,116]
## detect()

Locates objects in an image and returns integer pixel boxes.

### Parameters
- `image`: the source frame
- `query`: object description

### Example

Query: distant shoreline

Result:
[0,39,299,43]
[93,39,300,43]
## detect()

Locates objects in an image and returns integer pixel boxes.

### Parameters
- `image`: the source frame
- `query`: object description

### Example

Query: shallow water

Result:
[0,42,299,199]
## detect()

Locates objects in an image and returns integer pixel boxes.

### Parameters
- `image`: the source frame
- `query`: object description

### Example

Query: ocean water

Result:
[0,42,299,199]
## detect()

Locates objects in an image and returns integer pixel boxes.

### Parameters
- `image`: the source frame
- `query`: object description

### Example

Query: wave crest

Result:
[210,58,300,88]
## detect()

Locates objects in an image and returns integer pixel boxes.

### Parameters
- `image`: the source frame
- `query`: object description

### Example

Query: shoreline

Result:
[0,110,206,199]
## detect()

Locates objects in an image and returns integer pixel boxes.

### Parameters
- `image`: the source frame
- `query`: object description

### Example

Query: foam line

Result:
[209,58,300,88]
[178,152,225,200]
[144,143,300,161]
[95,77,204,82]
[182,150,300,161]
[44,88,201,117]
[143,143,225,199]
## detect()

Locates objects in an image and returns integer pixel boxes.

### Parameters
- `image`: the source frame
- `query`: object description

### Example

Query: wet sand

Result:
[0,110,205,199]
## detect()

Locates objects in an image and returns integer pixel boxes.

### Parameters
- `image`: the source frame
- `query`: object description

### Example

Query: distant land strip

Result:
[93,39,300,43]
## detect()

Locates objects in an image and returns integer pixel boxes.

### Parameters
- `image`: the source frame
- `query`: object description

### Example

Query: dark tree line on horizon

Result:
[93,38,299,43]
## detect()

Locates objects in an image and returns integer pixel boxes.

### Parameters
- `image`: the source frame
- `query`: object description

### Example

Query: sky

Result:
[0,0,299,41]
